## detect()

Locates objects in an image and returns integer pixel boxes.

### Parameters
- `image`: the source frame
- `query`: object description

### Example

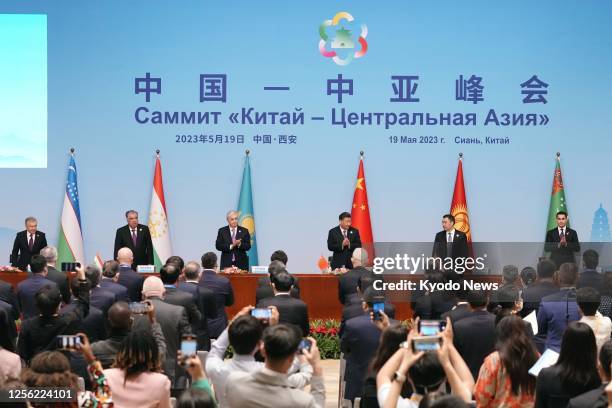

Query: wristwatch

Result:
[392,370,406,383]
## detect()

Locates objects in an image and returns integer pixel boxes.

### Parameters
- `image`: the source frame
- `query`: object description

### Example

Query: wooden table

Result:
[0,271,502,321]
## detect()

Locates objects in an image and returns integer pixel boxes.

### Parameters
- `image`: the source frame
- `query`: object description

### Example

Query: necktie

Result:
[28,235,34,251]
[343,229,347,238]
[231,229,236,262]
[446,232,453,257]
[131,229,137,246]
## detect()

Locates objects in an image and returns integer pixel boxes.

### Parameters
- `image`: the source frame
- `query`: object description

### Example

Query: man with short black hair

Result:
[521,259,560,317]
[327,212,361,270]
[16,254,58,319]
[200,251,234,338]
[577,286,612,351]
[113,210,154,268]
[99,260,128,302]
[432,213,468,263]
[578,249,603,290]
[488,265,521,312]
[257,271,310,336]
[545,211,580,268]
[85,264,115,315]
[567,339,612,407]
[60,274,106,342]
[225,323,325,408]
[159,263,201,327]
[256,259,300,303]
[270,250,288,265]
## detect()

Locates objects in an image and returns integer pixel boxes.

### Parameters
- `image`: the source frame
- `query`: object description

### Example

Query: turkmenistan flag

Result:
[545,154,569,234]
[57,153,85,267]
[148,153,172,271]
[237,152,258,267]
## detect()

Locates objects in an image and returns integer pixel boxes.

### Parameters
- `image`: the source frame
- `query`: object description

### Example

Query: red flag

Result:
[351,155,374,264]
[450,156,473,253]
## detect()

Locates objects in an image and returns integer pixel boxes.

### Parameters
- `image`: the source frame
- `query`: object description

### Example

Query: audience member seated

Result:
[60,274,107,342]
[474,315,539,407]
[104,329,171,408]
[535,321,601,407]
[16,255,58,319]
[133,276,191,388]
[567,339,612,408]
[413,269,457,320]
[225,324,325,408]
[99,260,129,302]
[536,262,581,352]
[91,300,166,369]
[257,270,310,336]
[159,262,201,327]
[40,246,71,305]
[0,308,20,383]
[488,265,521,312]
[520,259,559,318]
[256,256,301,303]
[577,286,612,352]
[206,305,313,407]
[577,249,603,290]
[17,266,89,364]
[85,264,116,315]
[177,261,218,351]
[199,252,234,339]
[116,247,144,302]
[338,248,372,305]
[376,322,475,407]
[453,290,497,379]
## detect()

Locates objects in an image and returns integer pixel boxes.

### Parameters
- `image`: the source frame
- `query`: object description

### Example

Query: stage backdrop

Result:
[1,1,611,272]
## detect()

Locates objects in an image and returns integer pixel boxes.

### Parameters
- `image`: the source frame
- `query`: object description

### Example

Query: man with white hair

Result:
[337,248,372,305]
[40,246,70,304]
[215,210,251,271]
[116,247,144,301]
[11,216,48,271]
[113,210,154,268]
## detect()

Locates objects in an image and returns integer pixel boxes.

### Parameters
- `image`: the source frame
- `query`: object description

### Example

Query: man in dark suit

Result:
[327,212,362,270]
[215,210,251,271]
[60,275,107,342]
[255,258,300,304]
[432,213,469,266]
[134,276,192,388]
[199,252,234,338]
[338,248,372,305]
[99,260,129,302]
[177,261,217,350]
[85,264,116,315]
[567,339,612,408]
[11,216,48,271]
[113,210,154,268]
[115,247,144,302]
[577,249,603,290]
[545,211,580,269]
[0,278,20,320]
[536,262,581,352]
[16,255,58,319]
[453,289,496,379]
[441,289,472,324]
[340,284,395,337]
[159,263,201,327]
[520,259,559,318]
[257,271,309,336]
[40,246,70,305]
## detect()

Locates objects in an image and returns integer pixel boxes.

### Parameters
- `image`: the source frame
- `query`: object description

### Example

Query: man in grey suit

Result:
[225,324,325,408]
[133,276,192,388]
[40,246,70,305]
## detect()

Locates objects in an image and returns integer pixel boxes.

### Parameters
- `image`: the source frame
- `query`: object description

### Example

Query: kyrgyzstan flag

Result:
[450,154,473,254]
[351,153,374,264]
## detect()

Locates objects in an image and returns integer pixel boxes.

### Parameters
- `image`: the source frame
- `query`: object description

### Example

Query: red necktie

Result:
[131,229,137,246]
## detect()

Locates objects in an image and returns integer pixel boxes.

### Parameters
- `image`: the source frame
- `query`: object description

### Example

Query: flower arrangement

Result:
[0,266,22,273]
[309,319,341,359]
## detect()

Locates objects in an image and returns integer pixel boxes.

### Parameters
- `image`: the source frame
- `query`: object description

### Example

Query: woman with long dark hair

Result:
[474,315,539,407]
[534,321,601,407]
[0,307,20,383]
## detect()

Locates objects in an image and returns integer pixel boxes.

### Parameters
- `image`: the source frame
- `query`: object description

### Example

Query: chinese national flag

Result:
[450,157,473,254]
[351,155,374,264]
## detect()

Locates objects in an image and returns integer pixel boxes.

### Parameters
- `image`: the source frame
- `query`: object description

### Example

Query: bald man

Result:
[116,247,144,302]
[215,210,251,271]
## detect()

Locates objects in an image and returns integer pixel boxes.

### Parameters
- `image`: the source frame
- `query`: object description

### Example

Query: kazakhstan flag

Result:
[237,153,258,267]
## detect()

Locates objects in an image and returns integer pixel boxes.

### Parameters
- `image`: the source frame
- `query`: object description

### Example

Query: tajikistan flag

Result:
[57,153,85,266]
[148,153,172,271]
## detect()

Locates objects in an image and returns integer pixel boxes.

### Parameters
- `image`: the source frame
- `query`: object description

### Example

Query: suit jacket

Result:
[215,225,251,270]
[520,280,559,318]
[99,277,129,302]
[413,291,456,320]
[432,230,469,262]
[535,364,600,408]
[90,286,116,315]
[577,269,603,291]
[177,281,217,350]
[113,224,154,267]
[338,266,371,305]
[0,300,17,350]
[567,384,607,408]
[116,265,144,302]
[11,230,47,271]
[327,226,362,270]
[60,301,107,342]
[340,314,383,401]
[441,303,472,324]
[256,275,300,304]
[257,294,310,337]
[340,302,395,338]
[200,269,234,339]
[453,310,497,379]
[46,266,70,305]
[536,288,581,352]
[133,297,191,386]
[163,286,201,327]
[16,274,58,319]
[0,279,20,320]
[545,227,580,268]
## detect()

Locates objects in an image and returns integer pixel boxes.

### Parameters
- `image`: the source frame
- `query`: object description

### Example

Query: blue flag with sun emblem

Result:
[237,153,258,268]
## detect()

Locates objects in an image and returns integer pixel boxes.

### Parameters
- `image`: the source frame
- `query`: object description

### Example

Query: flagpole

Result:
[156,149,160,158]
[70,147,75,156]
[458,152,463,160]
[245,149,250,156]
[360,150,364,159]
[556,151,560,160]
